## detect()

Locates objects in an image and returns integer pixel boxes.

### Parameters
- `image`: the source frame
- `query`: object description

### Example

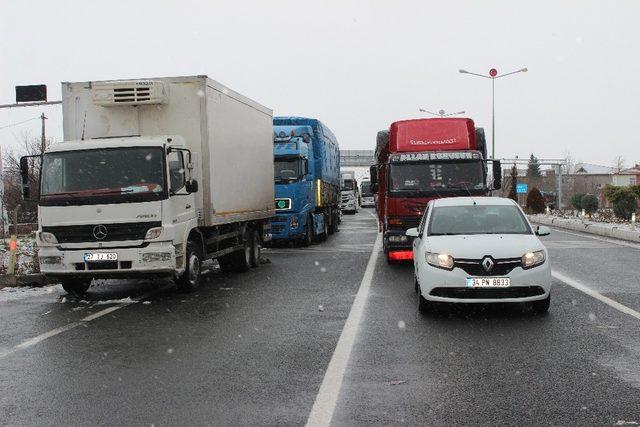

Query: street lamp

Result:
[458,67,527,160]
[418,108,465,117]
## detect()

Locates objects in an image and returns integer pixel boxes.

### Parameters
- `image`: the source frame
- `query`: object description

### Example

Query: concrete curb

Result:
[0,274,48,289]
[529,215,640,244]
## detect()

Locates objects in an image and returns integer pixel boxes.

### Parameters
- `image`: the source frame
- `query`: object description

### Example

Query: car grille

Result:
[43,222,161,243]
[455,258,521,276]
[430,286,545,299]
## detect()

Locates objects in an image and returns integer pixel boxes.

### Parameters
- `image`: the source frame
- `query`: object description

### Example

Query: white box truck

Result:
[21,75,275,294]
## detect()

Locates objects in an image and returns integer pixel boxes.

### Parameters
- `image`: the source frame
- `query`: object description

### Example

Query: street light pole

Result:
[458,67,527,160]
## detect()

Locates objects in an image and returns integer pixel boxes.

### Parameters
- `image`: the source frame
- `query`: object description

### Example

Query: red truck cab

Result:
[370,118,501,262]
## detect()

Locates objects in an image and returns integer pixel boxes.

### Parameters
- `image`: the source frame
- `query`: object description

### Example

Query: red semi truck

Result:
[370,118,501,263]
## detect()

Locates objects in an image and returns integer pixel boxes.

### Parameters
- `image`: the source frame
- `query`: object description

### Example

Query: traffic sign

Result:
[516,183,528,194]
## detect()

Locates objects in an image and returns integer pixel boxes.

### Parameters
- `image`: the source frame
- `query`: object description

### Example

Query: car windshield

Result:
[274,158,300,183]
[429,204,532,236]
[390,160,484,193]
[40,147,166,204]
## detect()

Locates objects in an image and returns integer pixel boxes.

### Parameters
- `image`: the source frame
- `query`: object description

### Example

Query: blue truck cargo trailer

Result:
[270,117,341,245]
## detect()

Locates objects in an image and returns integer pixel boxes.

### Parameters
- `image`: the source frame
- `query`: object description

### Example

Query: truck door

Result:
[167,150,196,229]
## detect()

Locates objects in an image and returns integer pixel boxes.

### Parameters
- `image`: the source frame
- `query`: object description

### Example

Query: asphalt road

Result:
[1,211,640,426]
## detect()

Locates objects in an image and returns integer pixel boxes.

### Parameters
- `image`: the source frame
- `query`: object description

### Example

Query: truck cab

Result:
[360,179,375,207]
[340,171,359,214]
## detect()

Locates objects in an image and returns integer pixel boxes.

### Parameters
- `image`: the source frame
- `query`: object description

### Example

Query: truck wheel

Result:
[331,211,340,233]
[328,209,335,235]
[249,228,260,268]
[61,279,91,296]
[318,214,328,242]
[302,215,313,247]
[176,241,202,292]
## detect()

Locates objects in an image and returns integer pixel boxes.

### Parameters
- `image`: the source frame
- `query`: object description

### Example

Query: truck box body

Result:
[271,117,341,242]
[62,76,275,227]
[372,118,489,260]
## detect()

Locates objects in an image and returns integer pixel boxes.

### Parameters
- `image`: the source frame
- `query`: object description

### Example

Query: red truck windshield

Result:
[389,160,485,194]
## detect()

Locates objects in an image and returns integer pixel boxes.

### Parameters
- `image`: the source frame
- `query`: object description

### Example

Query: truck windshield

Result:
[361,182,372,196]
[274,158,300,183]
[40,147,166,206]
[342,179,355,191]
[389,160,485,194]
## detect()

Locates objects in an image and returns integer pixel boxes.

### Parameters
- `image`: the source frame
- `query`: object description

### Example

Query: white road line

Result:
[306,231,382,427]
[552,270,640,321]
[0,288,158,360]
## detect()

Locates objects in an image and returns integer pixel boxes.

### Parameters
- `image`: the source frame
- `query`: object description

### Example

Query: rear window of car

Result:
[428,205,532,236]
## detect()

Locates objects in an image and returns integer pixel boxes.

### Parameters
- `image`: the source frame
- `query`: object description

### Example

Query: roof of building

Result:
[574,163,615,175]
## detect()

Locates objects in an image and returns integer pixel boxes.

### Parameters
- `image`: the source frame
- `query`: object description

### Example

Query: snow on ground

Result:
[0,284,63,302]
[530,213,640,232]
[0,235,38,275]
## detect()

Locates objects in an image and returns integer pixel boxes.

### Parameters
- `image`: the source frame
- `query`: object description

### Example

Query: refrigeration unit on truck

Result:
[360,178,375,207]
[20,75,275,295]
[270,117,341,245]
[370,118,501,263]
[340,171,359,214]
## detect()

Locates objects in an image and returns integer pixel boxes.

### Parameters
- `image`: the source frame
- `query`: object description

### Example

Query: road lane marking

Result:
[552,270,640,321]
[306,231,382,427]
[0,289,158,360]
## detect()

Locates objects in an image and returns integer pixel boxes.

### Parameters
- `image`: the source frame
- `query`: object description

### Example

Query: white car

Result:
[406,197,552,314]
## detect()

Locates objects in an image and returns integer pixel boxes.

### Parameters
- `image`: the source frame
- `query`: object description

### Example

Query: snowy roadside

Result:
[529,214,640,243]
[0,284,63,302]
[0,235,39,276]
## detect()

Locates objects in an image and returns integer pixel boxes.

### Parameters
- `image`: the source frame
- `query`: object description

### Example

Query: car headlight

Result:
[290,215,299,229]
[40,232,58,244]
[145,227,163,240]
[425,252,454,270]
[522,250,545,269]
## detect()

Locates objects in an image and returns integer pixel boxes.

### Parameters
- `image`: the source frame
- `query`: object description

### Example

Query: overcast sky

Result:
[1,1,639,167]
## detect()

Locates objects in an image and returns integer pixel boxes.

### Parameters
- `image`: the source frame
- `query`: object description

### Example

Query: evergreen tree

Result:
[526,154,542,179]
[508,164,518,201]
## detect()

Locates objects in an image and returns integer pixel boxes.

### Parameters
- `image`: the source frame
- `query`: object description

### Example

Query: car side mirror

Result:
[535,225,550,236]
[492,160,502,190]
[405,228,419,238]
[185,179,198,193]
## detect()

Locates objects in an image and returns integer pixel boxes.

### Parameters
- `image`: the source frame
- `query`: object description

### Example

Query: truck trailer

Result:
[21,75,275,294]
[270,117,341,245]
[370,118,501,263]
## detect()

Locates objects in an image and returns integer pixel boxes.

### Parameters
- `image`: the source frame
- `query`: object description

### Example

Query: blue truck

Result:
[270,117,341,245]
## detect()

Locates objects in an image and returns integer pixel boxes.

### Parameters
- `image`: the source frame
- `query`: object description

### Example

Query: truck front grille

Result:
[43,222,161,243]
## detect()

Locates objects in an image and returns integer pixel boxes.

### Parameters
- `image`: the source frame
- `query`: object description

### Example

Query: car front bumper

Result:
[416,259,552,303]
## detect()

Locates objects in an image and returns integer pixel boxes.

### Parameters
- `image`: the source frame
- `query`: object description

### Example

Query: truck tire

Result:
[176,241,202,292]
[327,209,334,235]
[61,279,91,296]
[318,213,328,242]
[219,229,252,272]
[302,215,313,247]
[331,210,340,233]
[249,228,260,268]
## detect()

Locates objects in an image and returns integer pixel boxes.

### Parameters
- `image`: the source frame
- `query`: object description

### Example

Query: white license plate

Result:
[466,277,511,287]
[84,253,118,262]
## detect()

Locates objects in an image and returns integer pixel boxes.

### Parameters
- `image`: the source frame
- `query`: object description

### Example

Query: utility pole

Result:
[40,113,47,153]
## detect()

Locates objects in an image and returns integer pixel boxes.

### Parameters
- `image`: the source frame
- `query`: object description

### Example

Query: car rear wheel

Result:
[531,294,551,313]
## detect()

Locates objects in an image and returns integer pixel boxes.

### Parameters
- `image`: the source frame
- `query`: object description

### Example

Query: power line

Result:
[0,116,41,130]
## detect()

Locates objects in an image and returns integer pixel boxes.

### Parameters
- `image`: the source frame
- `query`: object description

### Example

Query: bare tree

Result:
[562,150,576,175]
[613,155,626,173]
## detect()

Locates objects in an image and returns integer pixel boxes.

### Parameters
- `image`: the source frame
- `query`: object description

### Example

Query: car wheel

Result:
[531,294,551,313]
[61,279,91,296]
[176,241,202,292]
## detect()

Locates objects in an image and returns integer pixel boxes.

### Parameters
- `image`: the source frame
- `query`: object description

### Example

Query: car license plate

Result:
[466,277,511,287]
[84,252,117,262]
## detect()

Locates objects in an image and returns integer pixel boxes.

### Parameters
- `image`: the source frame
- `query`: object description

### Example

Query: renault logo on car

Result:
[481,256,494,272]
[93,225,108,240]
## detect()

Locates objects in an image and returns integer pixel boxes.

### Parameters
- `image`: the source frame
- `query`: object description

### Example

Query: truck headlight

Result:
[40,256,62,265]
[145,227,163,240]
[290,215,299,229]
[142,252,172,262]
[521,250,545,269]
[40,232,58,244]
[425,252,454,270]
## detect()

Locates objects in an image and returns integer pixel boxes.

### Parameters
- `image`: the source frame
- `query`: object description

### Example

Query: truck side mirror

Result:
[304,174,313,181]
[492,160,502,190]
[185,179,199,193]
[369,165,378,192]
[20,156,30,199]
